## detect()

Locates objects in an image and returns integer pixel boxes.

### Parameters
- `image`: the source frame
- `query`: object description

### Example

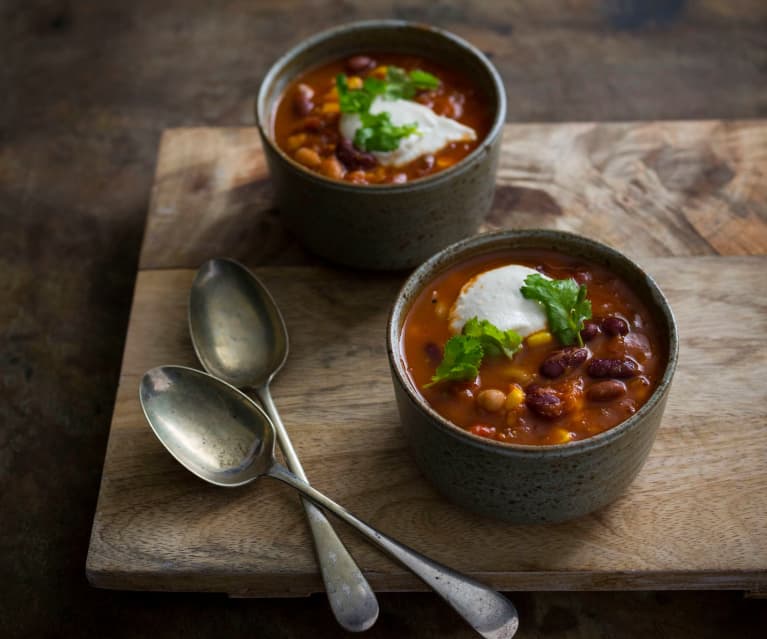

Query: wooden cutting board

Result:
[86,123,767,595]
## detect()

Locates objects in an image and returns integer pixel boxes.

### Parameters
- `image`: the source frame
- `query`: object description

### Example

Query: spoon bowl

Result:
[140,365,519,639]
[189,259,287,389]
[140,366,273,486]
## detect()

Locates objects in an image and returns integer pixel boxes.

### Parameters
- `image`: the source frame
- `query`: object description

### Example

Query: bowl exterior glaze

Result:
[387,230,679,523]
[255,21,506,270]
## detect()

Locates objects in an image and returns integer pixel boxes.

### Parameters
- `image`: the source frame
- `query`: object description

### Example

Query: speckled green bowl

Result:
[255,21,506,270]
[387,230,679,523]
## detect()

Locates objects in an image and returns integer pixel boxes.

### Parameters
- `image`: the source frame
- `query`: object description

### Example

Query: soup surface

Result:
[272,53,493,184]
[401,250,666,445]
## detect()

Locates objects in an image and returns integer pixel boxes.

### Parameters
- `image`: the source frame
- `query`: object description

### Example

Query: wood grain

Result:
[5,2,767,636]
[138,123,767,271]
[86,258,767,594]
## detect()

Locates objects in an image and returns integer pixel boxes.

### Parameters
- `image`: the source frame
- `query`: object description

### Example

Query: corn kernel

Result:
[347,76,363,89]
[549,428,574,445]
[323,87,339,101]
[504,367,532,385]
[286,133,307,151]
[506,411,520,428]
[371,65,388,78]
[505,383,525,409]
[321,102,340,114]
[527,330,553,348]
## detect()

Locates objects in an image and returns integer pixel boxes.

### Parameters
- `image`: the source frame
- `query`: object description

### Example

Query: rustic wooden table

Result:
[2,2,767,637]
[87,124,767,600]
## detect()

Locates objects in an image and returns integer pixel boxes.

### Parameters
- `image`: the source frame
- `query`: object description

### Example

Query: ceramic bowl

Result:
[387,230,679,523]
[255,20,506,270]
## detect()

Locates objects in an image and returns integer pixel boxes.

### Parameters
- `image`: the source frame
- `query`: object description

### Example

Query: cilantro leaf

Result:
[408,69,440,90]
[425,318,521,388]
[520,274,592,346]
[383,67,441,99]
[354,111,418,152]
[383,66,413,99]
[462,317,522,359]
[425,335,484,387]
[361,76,386,97]
[335,66,442,152]
[336,74,373,113]
[337,66,442,114]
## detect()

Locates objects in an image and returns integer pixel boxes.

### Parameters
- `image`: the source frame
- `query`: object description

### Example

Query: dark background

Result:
[2,1,766,637]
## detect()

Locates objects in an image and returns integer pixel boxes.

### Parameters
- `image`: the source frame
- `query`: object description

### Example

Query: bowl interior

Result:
[256,21,505,152]
[388,230,679,453]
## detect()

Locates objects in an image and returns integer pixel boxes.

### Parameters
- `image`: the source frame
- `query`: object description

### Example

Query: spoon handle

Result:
[255,387,379,633]
[267,463,519,639]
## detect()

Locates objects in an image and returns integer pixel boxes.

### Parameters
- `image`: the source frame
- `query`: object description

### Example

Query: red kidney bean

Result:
[623,331,651,356]
[424,342,442,365]
[433,93,464,119]
[572,270,592,285]
[336,139,377,170]
[418,154,435,173]
[293,83,315,116]
[602,316,629,336]
[302,115,324,132]
[539,359,564,379]
[540,347,589,379]
[588,357,638,379]
[345,55,375,73]
[580,320,601,342]
[587,380,627,401]
[525,385,566,418]
[449,376,480,398]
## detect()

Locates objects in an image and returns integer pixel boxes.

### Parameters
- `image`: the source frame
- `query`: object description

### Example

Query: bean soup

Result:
[401,250,666,445]
[272,53,493,184]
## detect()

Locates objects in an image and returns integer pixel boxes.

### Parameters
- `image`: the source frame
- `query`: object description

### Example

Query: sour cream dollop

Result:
[449,265,549,337]
[339,96,476,167]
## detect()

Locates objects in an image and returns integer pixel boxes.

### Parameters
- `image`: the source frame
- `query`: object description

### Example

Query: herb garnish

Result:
[426,317,522,387]
[462,317,522,360]
[520,274,592,347]
[336,66,440,152]
[353,111,419,152]
[426,334,484,388]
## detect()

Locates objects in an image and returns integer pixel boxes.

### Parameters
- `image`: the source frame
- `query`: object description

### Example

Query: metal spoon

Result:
[140,366,520,639]
[188,258,378,632]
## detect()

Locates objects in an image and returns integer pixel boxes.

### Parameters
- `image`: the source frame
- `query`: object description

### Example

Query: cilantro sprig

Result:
[463,317,522,360]
[425,317,522,387]
[336,66,440,152]
[379,66,440,99]
[520,274,592,346]
[354,112,419,152]
[426,335,484,388]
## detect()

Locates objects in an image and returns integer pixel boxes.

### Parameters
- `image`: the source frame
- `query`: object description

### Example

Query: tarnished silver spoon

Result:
[140,366,519,639]
[188,258,378,632]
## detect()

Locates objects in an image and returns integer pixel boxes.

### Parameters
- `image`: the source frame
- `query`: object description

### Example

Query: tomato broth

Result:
[272,53,493,184]
[401,250,666,446]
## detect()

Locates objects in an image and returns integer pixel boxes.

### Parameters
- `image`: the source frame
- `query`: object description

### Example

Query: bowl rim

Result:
[387,229,680,457]
[255,19,507,192]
